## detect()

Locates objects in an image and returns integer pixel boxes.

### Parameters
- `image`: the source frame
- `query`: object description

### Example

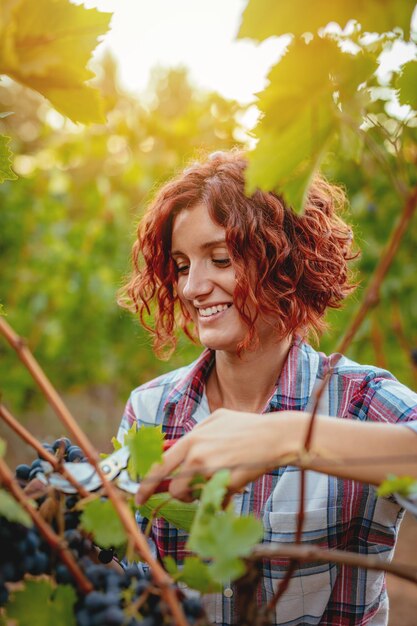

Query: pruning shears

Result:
[38,439,177,495]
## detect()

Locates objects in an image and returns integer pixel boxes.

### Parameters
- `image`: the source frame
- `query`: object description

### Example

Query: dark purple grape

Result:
[15,463,31,481]
[100,605,125,626]
[97,548,114,564]
[67,446,85,462]
[39,443,54,456]
[183,596,205,618]
[53,437,72,452]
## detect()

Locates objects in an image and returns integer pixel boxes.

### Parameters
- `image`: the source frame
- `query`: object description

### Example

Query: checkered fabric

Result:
[118,338,417,625]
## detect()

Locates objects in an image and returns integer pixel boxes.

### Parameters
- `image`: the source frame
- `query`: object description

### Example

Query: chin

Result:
[199,334,242,353]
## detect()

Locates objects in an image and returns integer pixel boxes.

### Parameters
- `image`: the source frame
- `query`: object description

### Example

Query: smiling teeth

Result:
[199,304,229,317]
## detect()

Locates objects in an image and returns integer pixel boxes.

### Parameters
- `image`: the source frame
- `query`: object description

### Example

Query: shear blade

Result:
[48,462,101,494]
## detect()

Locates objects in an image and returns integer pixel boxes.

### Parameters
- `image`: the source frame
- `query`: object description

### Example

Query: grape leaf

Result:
[0,437,5,457]
[138,492,197,532]
[163,555,221,593]
[187,470,230,553]
[127,425,165,479]
[79,496,127,548]
[0,0,111,124]
[238,0,415,41]
[6,579,76,626]
[189,507,263,584]
[181,557,223,593]
[111,435,123,451]
[245,37,376,210]
[0,488,32,527]
[0,134,17,184]
[186,471,263,583]
[377,474,417,497]
[198,469,230,513]
[396,60,417,110]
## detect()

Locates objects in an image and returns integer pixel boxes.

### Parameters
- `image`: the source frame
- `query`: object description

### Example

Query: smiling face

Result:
[171,202,248,353]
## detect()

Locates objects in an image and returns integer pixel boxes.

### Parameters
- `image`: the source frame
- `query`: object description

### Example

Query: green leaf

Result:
[0,134,17,184]
[0,0,111,124]
[6,579,76,626]
[163,555,222,593]
[163,555,179,577]
[238,0,416,41]
[187,471,231,555]
[186,471,263,584]
[138,493,197,532]
[111,436,123,451]
[127,425,165,479]
[245,37,376,210]
[396,60,417,110]
[199,469,230,513]
[0,438,5,457]
[180,556,222,593]
[189,507,263,584]
[79,497,127,548]
[377,474,417,498]
[0,488,32,527]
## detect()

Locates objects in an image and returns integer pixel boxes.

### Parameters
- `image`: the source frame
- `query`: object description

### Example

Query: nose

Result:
[181,262,213,301]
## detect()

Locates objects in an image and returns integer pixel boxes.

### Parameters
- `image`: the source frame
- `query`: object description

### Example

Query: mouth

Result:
[197,303,232,319]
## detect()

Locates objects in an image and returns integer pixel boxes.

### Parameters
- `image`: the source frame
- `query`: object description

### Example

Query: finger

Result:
[135,436,191,505]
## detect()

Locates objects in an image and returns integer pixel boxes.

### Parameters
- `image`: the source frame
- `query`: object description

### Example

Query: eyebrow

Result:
[171,238,227,256]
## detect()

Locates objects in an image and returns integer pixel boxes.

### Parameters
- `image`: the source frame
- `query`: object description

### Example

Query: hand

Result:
[135,408,299,504]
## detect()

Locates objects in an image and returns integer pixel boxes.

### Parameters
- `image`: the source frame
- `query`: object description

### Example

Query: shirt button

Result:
[223,587,233,598]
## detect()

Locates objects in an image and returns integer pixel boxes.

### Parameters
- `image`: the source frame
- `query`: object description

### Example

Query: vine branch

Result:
[250,543,417,585]
[0,317,189,626]
[0,403,90,498]
[337,185,417,356]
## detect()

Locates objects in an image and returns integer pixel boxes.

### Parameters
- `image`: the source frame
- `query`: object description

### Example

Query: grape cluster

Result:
[0,517,51,606]
[75,561,206,626]
[1,437,208,625]
[15,436,87,484]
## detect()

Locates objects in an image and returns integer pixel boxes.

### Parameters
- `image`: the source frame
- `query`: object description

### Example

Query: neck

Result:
[206,336,293,414]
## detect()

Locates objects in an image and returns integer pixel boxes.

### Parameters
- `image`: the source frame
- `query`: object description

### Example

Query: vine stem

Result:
[266,186,417,614]
[336,185,417,356]
[250,543,417,585]
[0,403,90,499]
[0,317,189,626]
[0,456,93,594]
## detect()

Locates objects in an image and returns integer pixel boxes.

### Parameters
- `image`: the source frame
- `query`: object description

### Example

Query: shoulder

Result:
[306,342,417,422]
[126,362,197,426]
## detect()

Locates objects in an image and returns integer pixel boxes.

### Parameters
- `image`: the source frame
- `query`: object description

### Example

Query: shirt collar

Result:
[163,337,322,421]
[163,348,215,426]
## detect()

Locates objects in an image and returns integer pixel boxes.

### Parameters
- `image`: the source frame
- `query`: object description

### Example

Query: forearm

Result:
[278,411,417,486]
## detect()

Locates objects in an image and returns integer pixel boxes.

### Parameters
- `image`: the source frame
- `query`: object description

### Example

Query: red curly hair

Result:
[119,150,357,357]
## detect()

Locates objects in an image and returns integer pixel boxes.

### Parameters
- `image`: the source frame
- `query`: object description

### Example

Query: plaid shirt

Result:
[118,338,417,626]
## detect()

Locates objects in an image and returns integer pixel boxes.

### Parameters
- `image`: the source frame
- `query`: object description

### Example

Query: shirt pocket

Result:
[262,507,339,609]
[266,506,339,545]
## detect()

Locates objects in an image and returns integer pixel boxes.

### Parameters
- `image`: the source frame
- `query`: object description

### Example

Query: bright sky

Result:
[82,0,287,103]
[82,0,416,113]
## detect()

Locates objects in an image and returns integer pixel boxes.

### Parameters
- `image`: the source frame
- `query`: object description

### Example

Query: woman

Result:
[118,151,417,625]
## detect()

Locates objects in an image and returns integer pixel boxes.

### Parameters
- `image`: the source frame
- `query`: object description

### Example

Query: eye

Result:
[174,262,189,274]
[212,258,231,267]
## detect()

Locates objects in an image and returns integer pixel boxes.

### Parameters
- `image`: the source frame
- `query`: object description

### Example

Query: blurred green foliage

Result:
[1,0,417,429]
[239,0,417,388]
[0,56,247,411]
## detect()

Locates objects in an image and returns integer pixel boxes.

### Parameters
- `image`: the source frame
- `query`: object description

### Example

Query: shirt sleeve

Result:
[349,371,417,512]
[349,370,417,426]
